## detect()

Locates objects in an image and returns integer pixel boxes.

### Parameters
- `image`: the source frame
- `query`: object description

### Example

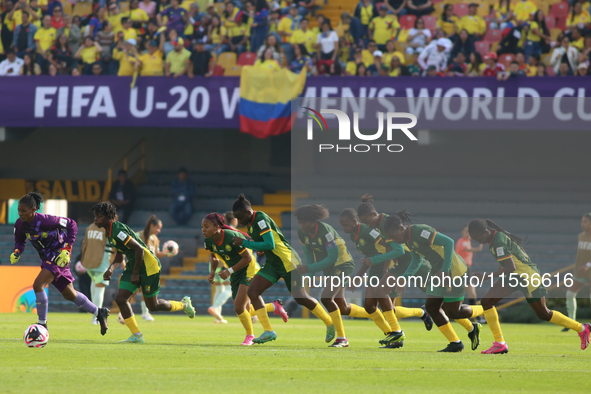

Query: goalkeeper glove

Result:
[55,244,72,267]
[10,249,21,265]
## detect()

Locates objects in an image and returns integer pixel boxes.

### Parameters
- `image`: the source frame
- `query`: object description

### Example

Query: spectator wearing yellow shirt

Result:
[129,0,150,33]
[108,3,125,35]
[570,27,585,52]
[268,9,281,40]
[254,47,281,70]
[388,54,410,76]
[8,0,41,30]
[278,5,302,64]
[569,2,591,33]
[361,40,379,66]
[526,52,540,76]
[205,16,227,54]
[34,15,57,70]
[490,0,513,31]
[165,37,191,77]
[354,0,378,45]
[513,0,537,24]
[437,4,459,39]
[369,5,399,51]
[120,17,138,42]
[112,38,139,76]
[221,11,249,56]
[458,3,486,40]
[136,36,165,76]
[382,39,405,66]
[290,18,317,56]
[222,2,239,29]
[345,47,363,75]
[74,36,103,75]
[524,11,551,61]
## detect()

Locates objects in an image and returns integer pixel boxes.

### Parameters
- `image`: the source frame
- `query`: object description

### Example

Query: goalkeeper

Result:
[10,192,109,335]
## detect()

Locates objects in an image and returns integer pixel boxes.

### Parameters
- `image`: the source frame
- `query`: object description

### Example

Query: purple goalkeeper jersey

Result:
[14,213,78,264]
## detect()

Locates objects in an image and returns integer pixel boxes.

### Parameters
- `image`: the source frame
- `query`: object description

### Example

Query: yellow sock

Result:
[383,309,401,332]
[124,316,140,334]
[310,303,333,327]
[249,303,274,315]
[348,304,371,318]
[470,305,484,319]
[170,300,184,312]
[455,318,474,332]
[438,322,460,343]
[329,309,346,338]
[550,310,583,332]
[369,310,392,334]
[395,306,423,319]
[483,307,505,343]
[238,311,254,336]
[255,307,273,331]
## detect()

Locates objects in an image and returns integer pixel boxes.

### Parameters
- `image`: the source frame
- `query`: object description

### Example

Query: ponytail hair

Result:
[468,219,527,246]
[203,212,249,238]
[383,209,413,234]
[19,192,44,210]
[357,194,376,217]
[339,208,358,222]
[293,204,329,222]
[232,193,252,212]
[143,215,160,243]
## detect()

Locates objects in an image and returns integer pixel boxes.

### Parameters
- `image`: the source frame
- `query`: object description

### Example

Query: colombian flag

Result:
[239,66,307,138]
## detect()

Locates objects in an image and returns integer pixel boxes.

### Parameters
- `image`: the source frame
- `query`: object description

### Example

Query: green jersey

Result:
[298,221,353,266]
[350,223,385,258]
[246,210,298,272]
[204,229,249,269]
[106,220,161,276]
[404,224,466,278]
[489,231,541,293]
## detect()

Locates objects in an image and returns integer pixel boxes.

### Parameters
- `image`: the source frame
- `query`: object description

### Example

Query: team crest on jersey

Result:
[305,236,309,244]
[359,239,366,246]
[225,244,232,252]
[335,269,341,276]
[246,277,251,283]
[145,286,150,292]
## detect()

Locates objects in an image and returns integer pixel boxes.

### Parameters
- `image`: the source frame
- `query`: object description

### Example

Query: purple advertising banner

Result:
[1,76,591,128]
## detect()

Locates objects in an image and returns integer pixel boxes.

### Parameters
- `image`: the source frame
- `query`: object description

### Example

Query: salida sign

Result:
[303,108,418,153]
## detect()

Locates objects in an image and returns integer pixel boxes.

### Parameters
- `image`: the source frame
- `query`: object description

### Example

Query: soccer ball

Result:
[24,324,49,348]
[162,240,179,256]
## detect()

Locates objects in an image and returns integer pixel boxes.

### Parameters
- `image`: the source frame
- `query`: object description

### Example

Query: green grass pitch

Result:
[1,313,589,393]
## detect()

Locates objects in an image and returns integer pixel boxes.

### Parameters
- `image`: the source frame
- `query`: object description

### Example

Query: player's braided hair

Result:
[468,219,527,246]
[90,201,118,221]
[203,212,249,237]
[19,192,44,210]
[143,215,161,243]
[383,210,413,233]
[357,194,377,217]
[339,208,359,222]
[232,193,252,212]
[294,204,329,222]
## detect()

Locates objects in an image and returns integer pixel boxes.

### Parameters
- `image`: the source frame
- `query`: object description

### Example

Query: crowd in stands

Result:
[1,0,590,77]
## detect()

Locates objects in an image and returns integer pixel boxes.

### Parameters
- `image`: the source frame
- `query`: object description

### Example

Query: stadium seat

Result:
[475,40,490,57]
[61,1,72,16]
[476,3,491,17]
[224,65,243,76]
[550,27,562,40]
[399,15,416,29]
[555,17,567,30]
[454,3,470,18]
[422,15,437,30]
[404,53,415,64]
[549,2,569,19]
[499,53,515,68]
[483,28,502,42]
[120,1,130,12]
[72,2,93,17]
[237,52,257,66]
[434,3,446,16]
[546,0,563,4]
[212,64,224,76]
[484,15,494,28]
[217,52,237,70]
[545,15,555,29]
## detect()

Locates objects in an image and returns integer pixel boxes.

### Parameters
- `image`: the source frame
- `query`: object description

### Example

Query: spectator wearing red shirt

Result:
[51,5,64,30]
[482,51,505,76]
[456,225,483,322]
